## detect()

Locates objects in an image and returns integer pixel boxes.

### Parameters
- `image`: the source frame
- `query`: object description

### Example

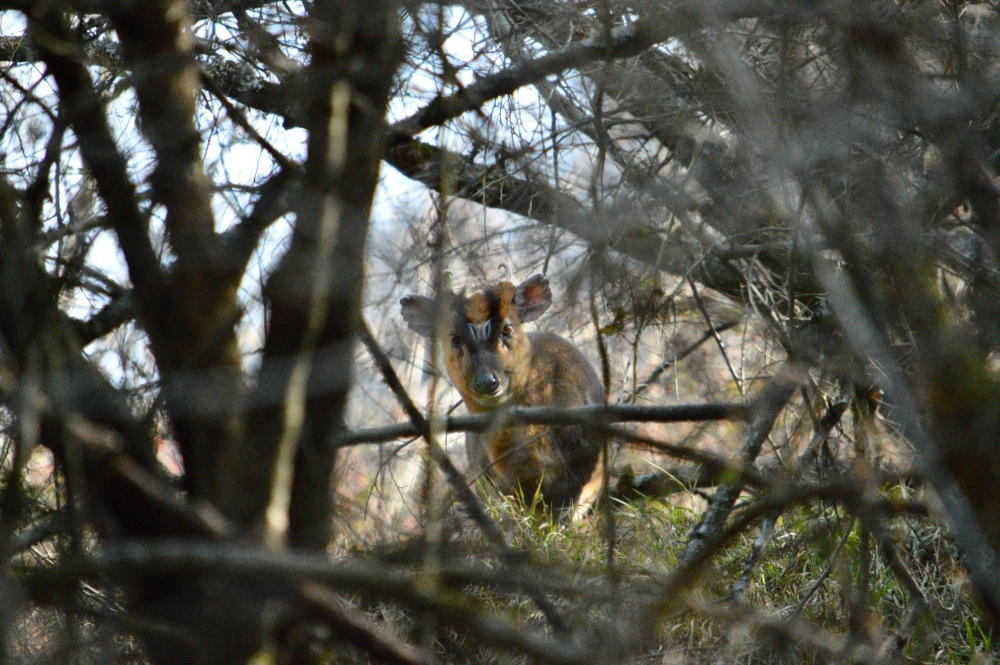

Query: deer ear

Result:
[513,274,552,322]
[400,295,436,338]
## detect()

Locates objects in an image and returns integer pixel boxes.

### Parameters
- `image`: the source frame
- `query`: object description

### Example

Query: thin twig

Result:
[792,518,856,617]
[629,320,740,403]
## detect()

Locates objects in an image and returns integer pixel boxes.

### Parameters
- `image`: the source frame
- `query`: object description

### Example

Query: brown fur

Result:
[400,275,605,518]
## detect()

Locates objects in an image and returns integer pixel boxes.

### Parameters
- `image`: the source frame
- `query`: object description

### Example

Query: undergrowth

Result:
[337,486,994,665]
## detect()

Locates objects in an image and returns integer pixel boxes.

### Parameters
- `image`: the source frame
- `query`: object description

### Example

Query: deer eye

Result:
[450,334,462,348]
[502,324,513,338]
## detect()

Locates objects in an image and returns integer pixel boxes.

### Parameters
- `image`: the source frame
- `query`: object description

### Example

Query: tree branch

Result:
[70,291,136,346]
[27,7,165,304]
[389,14,683,139]
[680,365,803,564]
[340,401,747,445]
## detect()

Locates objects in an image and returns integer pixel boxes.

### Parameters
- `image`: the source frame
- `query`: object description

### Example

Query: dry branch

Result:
[681,367,803,564]
[340,402,747,445]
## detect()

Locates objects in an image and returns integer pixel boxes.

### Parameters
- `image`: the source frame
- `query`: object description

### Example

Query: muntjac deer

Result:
[400,273,605,519]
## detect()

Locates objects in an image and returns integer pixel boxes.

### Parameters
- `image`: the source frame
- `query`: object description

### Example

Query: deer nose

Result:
[470,371,501,395]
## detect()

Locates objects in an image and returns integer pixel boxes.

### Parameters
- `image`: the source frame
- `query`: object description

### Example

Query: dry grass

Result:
[334,484,992,665]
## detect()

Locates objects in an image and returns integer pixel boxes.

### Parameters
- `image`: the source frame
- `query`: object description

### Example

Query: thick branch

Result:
[387,138,746,295]
[45,539,594,665]
[227,1,403,552]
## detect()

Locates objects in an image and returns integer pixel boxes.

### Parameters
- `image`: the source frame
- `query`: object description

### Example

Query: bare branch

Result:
[27,7,166,301]
[70,291,136,345]
[681,366,804,564]
[341,401,747,446]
